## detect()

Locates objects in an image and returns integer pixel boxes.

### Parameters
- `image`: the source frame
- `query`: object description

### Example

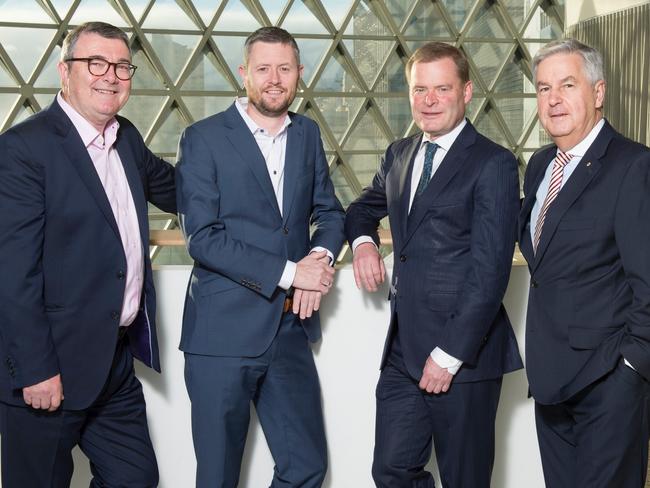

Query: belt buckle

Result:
[283,297,293,314]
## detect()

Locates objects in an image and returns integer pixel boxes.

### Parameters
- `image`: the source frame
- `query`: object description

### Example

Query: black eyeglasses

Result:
[65,57,138,81]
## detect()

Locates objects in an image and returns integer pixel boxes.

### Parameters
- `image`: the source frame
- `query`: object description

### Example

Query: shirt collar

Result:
[57,91,119,149]
[235,97,291,136]
[559,118,605,157]
[420,118,467,152]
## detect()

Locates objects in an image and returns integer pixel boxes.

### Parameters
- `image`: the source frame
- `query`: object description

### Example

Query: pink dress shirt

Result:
[57,93,144,327]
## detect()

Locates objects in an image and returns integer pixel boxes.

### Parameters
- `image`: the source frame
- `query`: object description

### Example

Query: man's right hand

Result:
[353,242,385,292]
[23,374,64,412]
[293,250,335,294]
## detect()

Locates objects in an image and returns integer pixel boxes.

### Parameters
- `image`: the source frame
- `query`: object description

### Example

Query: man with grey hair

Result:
[176,26,344,487]
[0,21,175,487]
[519,38,650,487]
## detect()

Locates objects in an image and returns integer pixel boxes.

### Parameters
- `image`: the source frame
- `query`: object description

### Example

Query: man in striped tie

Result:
[519,38,650,488]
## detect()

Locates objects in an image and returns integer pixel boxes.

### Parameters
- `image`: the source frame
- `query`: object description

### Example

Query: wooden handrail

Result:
[150,229,526,266]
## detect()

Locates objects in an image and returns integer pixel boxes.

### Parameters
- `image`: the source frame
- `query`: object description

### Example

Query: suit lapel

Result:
[403,124,474,247]
[392,136,420,246]
[224,104,282,218]
[51,101,121,240]
[282,115,303,223]
[115,132,148,246]
[531,124,613,270]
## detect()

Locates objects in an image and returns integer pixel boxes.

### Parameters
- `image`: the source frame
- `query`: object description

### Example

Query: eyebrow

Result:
[536,75,577,87]
[87,55,132,64]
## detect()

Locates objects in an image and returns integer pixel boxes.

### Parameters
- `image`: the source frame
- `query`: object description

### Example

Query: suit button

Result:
[530,280,538,288]
[117,270,125,279]
[400,255,406,262]
[111,311,120,320]
[282,226,289,235]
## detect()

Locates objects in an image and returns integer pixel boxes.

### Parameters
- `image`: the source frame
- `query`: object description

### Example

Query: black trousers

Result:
[535,360,650,488]
[0,336,158,488]
[372,333,502,488]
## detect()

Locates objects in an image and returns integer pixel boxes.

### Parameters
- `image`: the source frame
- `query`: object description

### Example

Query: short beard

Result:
[249,96,293,118]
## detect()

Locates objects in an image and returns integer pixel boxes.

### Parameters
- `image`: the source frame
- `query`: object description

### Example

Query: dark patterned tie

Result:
[415,142,438,198]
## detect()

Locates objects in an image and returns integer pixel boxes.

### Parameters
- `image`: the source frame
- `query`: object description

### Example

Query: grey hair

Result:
[532,38,604,85]
[61,22,131,61]
[243,26,300,66]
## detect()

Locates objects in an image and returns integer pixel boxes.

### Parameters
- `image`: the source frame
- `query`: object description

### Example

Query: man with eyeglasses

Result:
[0,21,175,487]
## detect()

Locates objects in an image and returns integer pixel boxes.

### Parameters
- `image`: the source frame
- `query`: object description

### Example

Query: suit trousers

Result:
[0,335,158,488]
[184,312,327,488]
[535,359,650,488]
[372,333,502,488]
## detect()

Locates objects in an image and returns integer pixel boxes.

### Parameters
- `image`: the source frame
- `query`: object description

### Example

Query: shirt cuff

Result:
[310,246,334,265]
[431,347,463,375]
[352,236,378,253]
[624,357,636,371]
[278,260,296,290]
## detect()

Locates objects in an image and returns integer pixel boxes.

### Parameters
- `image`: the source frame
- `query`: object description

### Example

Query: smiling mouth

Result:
[94,88,118,95]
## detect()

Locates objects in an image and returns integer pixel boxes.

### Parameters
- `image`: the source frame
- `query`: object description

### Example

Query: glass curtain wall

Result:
[0,0,564,263]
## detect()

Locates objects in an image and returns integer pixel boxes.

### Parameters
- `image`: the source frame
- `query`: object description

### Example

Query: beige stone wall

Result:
[566,0,649,27]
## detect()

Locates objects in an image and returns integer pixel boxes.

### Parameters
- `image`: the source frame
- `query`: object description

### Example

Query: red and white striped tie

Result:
[533,151,573,252]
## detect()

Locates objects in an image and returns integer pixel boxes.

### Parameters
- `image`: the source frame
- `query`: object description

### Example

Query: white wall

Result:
[566,0,649,28]
[1,262,543,487]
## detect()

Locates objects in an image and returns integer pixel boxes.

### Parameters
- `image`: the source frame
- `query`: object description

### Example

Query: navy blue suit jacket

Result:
[176,103,345,357]
[0,98,176,410]
[519,120,650,404]
[346,122,523,383]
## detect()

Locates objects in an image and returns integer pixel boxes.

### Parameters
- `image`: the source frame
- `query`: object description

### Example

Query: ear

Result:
[238,64,247,83]
[298,63,304,79]
[594,79,606,109]
[463,80,473,105]
[57,61,69,91]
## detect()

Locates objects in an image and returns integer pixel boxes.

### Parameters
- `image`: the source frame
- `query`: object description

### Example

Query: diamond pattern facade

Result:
[0,0,564,263]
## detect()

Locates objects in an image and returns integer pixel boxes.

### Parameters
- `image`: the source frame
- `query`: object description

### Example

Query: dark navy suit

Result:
[177,102,344,487]
[0,97,176,487]
[346,121,522,488]
[519,120,650,487]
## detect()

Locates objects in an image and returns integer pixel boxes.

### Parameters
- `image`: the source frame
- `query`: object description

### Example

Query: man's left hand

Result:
[292,289,322,319]
[418,356,453,394]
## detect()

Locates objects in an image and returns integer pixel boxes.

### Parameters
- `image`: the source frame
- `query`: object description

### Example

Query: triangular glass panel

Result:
[34,93,55,112]
[281,0,328,35]
[182,49,233,91]
[149,107,189,154]
[440,0,474,31]
[523,6,563,40]
[118,95,167,136]
[12,103,36,126]
[502,0,532,30]
[145,33,200,84]
[403,0,453,38]
[466,1,508,39]
[313,96,365,143]
[0,94,20,123]
[465,96,486,122]
[375,95,410,139]
[345,153,383,189]
[0,0,52,22]
[33,45,62,89]
[303,105,333,150]
[493,49,535,94]
[474,105,511,149]
[130,44,167,90]
[211,36,247,84]
[344,0,391,36]
[118,0,149,23]
[0,62,18,87]
[69,0,128,27]
[296,38,331,87]
[141,0,197,30]
[493,97,537,143]
[290,97,304,114]
[50,0,74,20]
[314,48,362,93]
[343,106,391,151]
[320,0,355,30]
[373,49,407,94]
[258,0,289,25]
[0,27,56,82]
[214,0,262,32]
[383,0,418,30]
[329,161,357,208]
[191,0,221,26]
[522,118,552,150]
[184,96,234,122]
[463,42,511,90]
[342,39,395,90]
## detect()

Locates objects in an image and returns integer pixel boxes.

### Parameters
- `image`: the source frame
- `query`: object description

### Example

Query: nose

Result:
[424,90,437,105]
[103,66,118,83]
[547,87,561,106]
[269,68,280,84]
